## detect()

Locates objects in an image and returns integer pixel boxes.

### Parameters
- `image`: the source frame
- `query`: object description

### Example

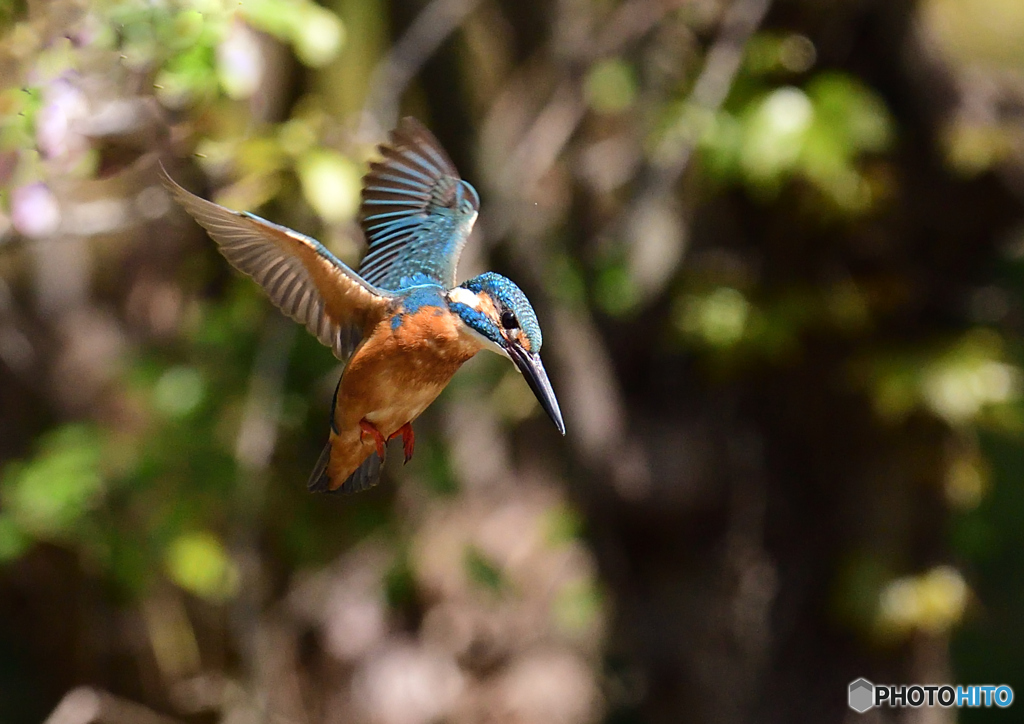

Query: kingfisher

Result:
[162,118,564,493]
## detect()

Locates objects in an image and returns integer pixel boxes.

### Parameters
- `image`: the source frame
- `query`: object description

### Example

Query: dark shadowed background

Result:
[1,0,1023,722]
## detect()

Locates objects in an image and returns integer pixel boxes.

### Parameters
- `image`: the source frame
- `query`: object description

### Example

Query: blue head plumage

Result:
[447,271,564,435]
[452,272,542,353]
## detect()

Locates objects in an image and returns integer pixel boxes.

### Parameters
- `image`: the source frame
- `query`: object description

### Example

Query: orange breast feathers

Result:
[332,305,484,441]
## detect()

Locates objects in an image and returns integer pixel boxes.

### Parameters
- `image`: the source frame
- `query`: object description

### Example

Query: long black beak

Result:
[507,344,565,435]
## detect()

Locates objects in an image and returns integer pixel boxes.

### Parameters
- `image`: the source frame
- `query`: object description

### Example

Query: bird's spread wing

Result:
[358,117,479,290]
[162,168,395,361]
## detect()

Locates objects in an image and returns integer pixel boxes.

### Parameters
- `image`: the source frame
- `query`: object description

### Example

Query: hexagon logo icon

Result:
[849,678,874,713]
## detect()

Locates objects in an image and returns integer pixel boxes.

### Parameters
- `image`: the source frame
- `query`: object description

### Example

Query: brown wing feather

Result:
[161,167,395,361]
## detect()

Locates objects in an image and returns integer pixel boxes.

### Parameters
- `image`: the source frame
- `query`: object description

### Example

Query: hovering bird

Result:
[162,118,564,493]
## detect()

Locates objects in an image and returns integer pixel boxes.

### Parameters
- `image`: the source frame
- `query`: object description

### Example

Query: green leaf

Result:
[585,59,637,114]
[465,546,504,592]
[1,425,104,540]
[153,366,206,419]
[296,149,361,223]
[740,86,813,189]
[165,531,240,602]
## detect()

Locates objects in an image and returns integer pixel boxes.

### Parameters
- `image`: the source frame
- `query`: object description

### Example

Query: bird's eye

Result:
[500,311,519,330]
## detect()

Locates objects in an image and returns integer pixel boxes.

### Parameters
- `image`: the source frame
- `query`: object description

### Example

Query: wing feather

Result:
[161,167,394,361]
[357,117,479,290]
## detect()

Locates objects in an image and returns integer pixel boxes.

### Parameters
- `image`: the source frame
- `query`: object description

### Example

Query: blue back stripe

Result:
[367,225,414,247]
[404,149,443,177]
[363,235,409,259]
[366,218,422,236]
[375,172,430,190]
[363,209,416,222]
[421,144,451,172]
[383,159,434,185]
[364,185,429,198]
[363,198,421,206]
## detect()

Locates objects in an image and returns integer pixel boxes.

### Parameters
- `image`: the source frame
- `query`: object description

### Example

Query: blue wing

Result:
[358,117,480,291]
[162,167,395,362]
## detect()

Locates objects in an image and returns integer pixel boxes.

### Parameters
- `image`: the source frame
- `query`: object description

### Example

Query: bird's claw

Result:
[361,420,415,464]
[359,419,387,460]
[389,422,415,464]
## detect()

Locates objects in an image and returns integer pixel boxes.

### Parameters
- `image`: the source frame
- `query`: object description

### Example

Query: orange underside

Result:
[324,306,482,490]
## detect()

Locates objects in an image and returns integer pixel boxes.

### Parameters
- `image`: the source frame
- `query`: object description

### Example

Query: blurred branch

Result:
[492,0,687,200]
[359,0,482,139]
[230,314,297,693]
[652,0,773,187]
[43,688,182,724]
[479,0,710,500]
[234,316,296,480]
[506,79,587,193]
[0,276,35,375]
[609,0,771,307]
[593,0,687,57]
[478,0,771,507]
[498,0,769,196]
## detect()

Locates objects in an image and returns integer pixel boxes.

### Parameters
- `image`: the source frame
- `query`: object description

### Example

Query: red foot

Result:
[360,419,387,460]
[388,422,415,464]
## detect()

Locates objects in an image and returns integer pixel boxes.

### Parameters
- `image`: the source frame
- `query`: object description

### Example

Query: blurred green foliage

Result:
[0,0,361,603]
[700,71,893,210]
[0,425,103,559]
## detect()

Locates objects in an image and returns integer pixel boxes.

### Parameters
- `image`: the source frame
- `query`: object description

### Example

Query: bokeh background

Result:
[1,0,1024,722]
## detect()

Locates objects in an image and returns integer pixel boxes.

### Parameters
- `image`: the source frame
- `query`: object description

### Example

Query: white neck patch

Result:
[447,286,484,310]
[448,286,509,357]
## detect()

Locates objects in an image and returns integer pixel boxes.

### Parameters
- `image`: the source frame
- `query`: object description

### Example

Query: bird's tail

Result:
[306,442,333,492]
[338,453,383,493]
[307,439,384,494]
